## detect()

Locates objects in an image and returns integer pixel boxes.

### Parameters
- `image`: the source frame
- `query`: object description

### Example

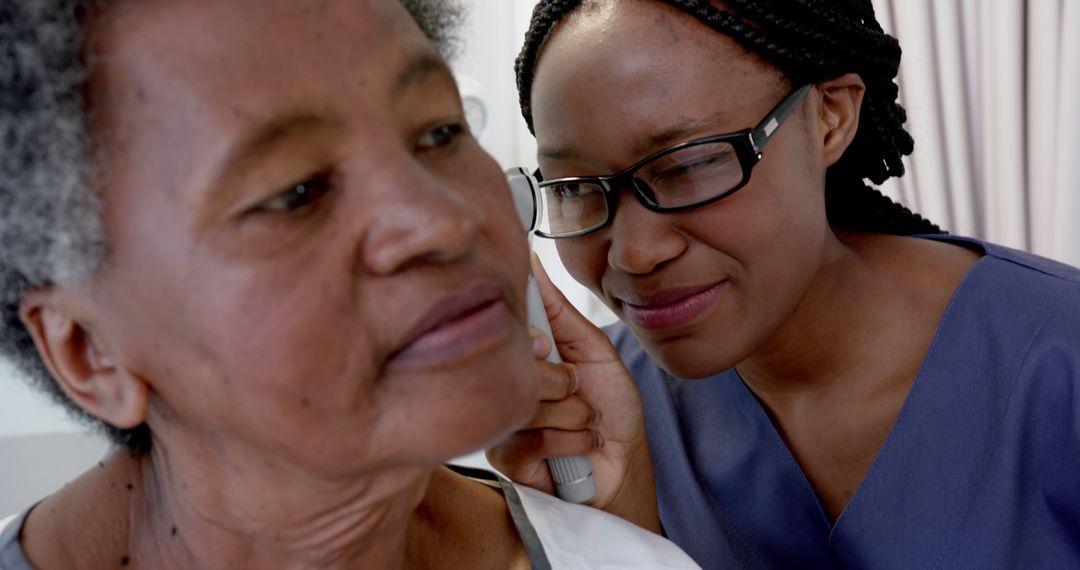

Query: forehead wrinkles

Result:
[83,0,429,158]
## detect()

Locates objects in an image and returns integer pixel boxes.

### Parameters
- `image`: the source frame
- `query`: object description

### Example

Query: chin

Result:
[432,400,537,463]
[418,357,539,462]
[467,371,538,446]
[646,337,737,380]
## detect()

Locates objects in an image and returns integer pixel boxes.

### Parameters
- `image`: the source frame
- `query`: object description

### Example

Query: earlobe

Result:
[19,292,149,430]
[816,73,867,167]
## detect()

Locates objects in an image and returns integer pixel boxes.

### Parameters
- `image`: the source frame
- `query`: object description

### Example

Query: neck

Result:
[736,231,922,403]
[127,437,434,570]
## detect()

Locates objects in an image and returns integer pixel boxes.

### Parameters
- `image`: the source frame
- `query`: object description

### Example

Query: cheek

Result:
[180,274,398,470]
[215,280,371,391]
[458,151,533,280]
[212,249,394,402]
[713,162,830,324]
[130,252,382,447]
[720,131,828,253]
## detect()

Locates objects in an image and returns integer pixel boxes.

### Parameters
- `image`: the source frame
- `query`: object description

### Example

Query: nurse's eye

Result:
[416,122,467,151]
[552,183,588,199]
[258,175,332,214]
[653,145,738,182]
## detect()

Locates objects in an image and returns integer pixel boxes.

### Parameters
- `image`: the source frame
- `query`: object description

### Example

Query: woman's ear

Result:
[19,289,149,430]
[815,73,866,167]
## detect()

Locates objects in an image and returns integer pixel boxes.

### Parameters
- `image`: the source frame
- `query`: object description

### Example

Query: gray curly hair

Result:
[0,0,465,451]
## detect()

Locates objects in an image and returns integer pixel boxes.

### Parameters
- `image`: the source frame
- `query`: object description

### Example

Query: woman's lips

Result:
[620,282,727,331]
[389,285,514,369]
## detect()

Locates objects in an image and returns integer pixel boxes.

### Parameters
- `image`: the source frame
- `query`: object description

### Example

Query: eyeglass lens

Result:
[538,140,744,236]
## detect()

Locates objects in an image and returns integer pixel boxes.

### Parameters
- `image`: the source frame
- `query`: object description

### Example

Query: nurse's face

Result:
[78,0,537,474]
[531,1,832,378]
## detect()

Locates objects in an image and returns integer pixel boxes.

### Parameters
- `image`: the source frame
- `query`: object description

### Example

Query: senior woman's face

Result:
[80,0,536,473]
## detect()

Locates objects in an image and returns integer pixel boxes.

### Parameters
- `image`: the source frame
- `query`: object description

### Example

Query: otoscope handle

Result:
[526,276,598,504]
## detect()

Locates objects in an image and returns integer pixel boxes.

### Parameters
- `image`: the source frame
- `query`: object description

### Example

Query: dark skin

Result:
[16,0,547,567]
[489,0,980,522]
[22,459,530,569]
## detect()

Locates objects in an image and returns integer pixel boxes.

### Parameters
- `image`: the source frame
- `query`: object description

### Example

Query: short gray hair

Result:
[0,0,464,450]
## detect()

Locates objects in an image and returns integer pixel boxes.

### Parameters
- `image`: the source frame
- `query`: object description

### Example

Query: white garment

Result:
[0,484,702,570]
[512,483,701,569]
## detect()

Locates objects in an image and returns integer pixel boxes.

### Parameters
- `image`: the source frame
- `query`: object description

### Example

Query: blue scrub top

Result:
[609,236,1080,569]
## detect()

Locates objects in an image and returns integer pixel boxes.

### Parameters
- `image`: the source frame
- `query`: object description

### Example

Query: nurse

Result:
[489,0,1080,567]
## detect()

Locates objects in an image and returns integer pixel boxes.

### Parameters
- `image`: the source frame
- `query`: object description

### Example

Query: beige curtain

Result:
[871,0,1080,265]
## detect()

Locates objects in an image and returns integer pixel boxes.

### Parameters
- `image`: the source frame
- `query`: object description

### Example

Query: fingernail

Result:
[533,335,546,356]
[596,432,606,449]
[570,368,580,393]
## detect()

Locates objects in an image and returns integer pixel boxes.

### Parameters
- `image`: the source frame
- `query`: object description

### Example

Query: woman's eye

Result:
[258,176,332,214]
[655,150,736,181]
[417,122,466,150]
[554,183,586,199]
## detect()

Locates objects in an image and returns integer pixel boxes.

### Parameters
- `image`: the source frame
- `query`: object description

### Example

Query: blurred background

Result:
[2,0,1078,515]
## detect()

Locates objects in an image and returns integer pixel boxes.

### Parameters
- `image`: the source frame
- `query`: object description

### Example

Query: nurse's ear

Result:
[19,288,150,430]
[814,73,866,167]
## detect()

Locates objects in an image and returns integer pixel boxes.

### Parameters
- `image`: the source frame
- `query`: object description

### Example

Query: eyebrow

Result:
[637,115,732,155]
[538,111,738,167]
[215,54,450,173]
[394,52,455,97]
[197,53,456,225]
[194,111,334,227]
[220,112,332,174]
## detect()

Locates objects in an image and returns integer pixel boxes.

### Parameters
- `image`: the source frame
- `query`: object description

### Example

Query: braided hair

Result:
[516,0,942,235]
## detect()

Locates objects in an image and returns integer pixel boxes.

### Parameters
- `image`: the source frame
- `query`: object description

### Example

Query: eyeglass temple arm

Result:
[750,84,814,153]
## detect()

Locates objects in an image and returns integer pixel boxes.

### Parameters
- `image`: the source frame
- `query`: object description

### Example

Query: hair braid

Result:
[515,0,583,134]
[516,0,943,235]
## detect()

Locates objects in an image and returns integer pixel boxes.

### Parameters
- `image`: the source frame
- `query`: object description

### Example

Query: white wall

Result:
[452,0,616,331]
[0,361,109,515]
[0,360,85,437]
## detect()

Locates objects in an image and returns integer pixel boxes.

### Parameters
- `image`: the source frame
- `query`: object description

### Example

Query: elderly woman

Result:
[0,0,699,568]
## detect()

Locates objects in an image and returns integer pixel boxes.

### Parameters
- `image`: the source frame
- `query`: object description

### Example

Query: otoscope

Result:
[506,167,599,504]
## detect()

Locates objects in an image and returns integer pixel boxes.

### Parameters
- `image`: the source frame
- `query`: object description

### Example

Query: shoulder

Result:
[978,240,1080,284]
[928,235,1080,292]
[986,245,1080,298]
[911,236,1080,328]
[977,240,1080,325]
[949,239,1080,431]
[930,235,1080,362]
[512,482,701,569]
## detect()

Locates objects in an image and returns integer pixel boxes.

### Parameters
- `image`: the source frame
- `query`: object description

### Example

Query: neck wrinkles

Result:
[127,440,434,570]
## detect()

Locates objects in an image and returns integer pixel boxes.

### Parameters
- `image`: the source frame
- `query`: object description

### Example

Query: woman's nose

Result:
[360,171,484,275]
[605,192,687,275]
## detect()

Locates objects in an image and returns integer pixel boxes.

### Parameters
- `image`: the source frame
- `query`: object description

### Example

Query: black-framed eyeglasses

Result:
[534,84,813,238]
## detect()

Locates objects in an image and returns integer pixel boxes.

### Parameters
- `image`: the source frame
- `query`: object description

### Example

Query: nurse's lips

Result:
[618,281,727,330]
[388,283,514,368]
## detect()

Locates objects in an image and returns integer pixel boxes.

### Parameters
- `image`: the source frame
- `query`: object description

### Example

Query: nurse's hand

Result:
[487,256,660,534]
